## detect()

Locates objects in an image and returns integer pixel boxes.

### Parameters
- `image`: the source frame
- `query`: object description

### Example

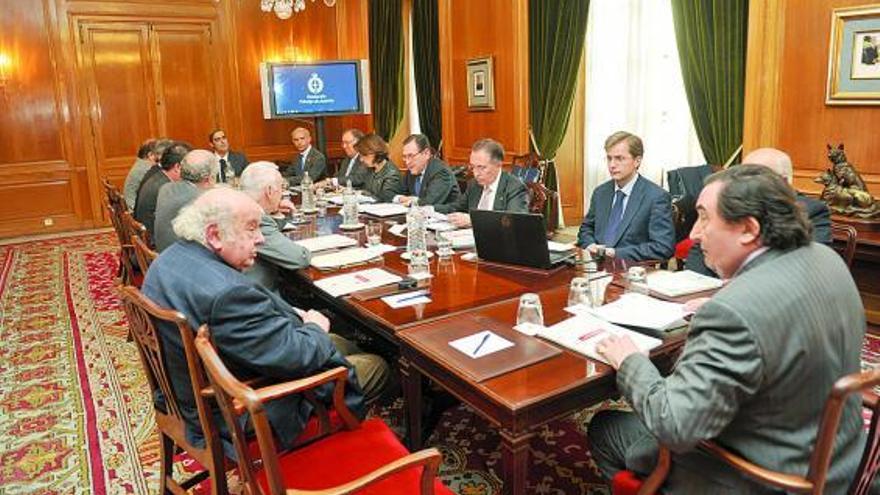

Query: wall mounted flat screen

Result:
[260,60,371,118]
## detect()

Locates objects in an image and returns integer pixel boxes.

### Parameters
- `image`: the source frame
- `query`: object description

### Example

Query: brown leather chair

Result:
[621,367,880,494]
[193,325,452,495]
[117,286,230,495]
[831,224,858,269]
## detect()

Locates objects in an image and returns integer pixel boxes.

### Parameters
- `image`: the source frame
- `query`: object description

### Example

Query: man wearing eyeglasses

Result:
[435,138,527,227]
[208,129,249,184]
[395,134,459,208]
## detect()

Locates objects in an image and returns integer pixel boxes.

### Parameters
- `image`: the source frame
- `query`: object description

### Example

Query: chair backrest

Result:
[106,201,138,285]
[511,152,544,184]
[696,367,880,494]
[525,181,558,239]
[117,286,222,459]
[131,233,158,275]
[831,224,858,269]
[194,325,361,495]
[853,388,880,495]
[122,209,152,249]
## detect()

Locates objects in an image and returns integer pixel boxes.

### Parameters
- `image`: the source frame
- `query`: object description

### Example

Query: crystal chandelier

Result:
[261,0,336,20]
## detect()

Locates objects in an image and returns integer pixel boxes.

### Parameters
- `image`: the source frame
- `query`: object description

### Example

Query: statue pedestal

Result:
[832,215,880,232]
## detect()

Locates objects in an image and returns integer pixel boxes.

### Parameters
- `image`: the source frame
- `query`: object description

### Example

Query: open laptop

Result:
[471,210,575,270]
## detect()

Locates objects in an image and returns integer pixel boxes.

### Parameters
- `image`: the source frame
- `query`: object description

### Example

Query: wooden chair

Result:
[510,152,543,184]
[614,367,880,494]
[117,286,230,495]
[193,325,452,495]
[832,224,858,269]
[132,233,158,275]
[106,200,138,285]
[526,181,558,239]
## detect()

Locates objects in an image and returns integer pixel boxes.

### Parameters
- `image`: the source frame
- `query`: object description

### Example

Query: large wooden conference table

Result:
[280,212,689,495]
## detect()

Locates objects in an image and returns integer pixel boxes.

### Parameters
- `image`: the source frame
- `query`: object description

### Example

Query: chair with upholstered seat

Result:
[610,367,880,494]
[193,325,453,495]
[118,285,230,495]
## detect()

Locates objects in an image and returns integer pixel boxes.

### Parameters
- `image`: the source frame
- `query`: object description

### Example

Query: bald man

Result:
[685,147,832,277]
[283,127,327,185]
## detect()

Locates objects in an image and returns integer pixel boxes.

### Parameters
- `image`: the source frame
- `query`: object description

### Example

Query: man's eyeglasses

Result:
[402,149,427,161]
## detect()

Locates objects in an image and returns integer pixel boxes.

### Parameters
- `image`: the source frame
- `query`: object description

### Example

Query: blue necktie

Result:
[414,175,422,196]
[603,190,626,245]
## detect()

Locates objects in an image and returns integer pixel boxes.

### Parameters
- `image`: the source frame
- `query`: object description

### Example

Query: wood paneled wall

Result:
[437,0,530,164]
[744,0,880,194]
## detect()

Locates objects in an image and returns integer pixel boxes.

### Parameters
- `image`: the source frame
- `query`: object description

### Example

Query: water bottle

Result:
[406,198,427,254]
[301,171,315,211]
[342,179,359,226]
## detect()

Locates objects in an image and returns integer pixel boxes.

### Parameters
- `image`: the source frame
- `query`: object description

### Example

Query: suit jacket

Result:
[217,150,249,182]
[133,169,171,241]
[435,171,528,214]
[245,213,311,292]
[283,147,327,185]
[364,161,403,203]
[617,244,865,493]
[335,155,370,189]
[142,241,365,456]
[123,158,153,210]
[154,181,201,252]
[685,194,833,277]
[577,175,675,261]
[401,157,460,207]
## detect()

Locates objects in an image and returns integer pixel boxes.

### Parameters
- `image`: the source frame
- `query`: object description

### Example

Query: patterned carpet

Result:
[0,232,616,494]
[1,232,876,494]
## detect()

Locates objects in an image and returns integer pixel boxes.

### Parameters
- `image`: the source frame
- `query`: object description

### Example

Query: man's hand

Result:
[587,243,598,254]
[606,247,616,258]
[399,196,414,207]
[302,310,330,333]
[448,212,471,228]
[278,198,296,215]
[595,334,644,370]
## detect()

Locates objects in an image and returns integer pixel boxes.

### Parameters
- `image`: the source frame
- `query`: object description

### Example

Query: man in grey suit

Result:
[154,149,217,252]
[577,131,674,261]
[396,134,460,208]
[435,138,528,228]
[123,138,173,210]
[283,127,326,185]
[142,188,388,456]
[134,141,191,241]
[208,129,249,184]
[589,165,865,493]
[240,161,310,292]
[334,128,370,188]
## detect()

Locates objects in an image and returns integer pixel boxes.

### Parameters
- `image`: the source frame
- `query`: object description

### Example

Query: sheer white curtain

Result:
[583,0,704,205]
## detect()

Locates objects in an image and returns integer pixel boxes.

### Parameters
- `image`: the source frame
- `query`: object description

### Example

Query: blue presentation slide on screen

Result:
[272,63,360,115]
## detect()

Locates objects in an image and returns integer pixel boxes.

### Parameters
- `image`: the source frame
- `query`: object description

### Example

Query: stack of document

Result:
[360,203,409,217]
[310,247,382,270]
[313,268,402,297]
[293,234,358,253]
[426,220,456,232]
[583,292,691,333]
[646,270,724,297]
[443,228,475,249]
[537,313,661,365]
[326,193,377,205]
[547,240,576,252]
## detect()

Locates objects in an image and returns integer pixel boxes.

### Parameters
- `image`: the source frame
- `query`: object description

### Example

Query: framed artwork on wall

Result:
[466,56,495,111]
[827,4,880,105]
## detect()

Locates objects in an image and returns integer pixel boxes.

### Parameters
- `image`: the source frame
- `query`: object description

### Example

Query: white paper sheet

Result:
[310,248,382,270]
[547,240,576,253]
[513,322,545,336]
[326,193,377,205]
[449,330,514,359]
[381,289,431,308]
[293,234,358,253]
[388,223,407,236]
[537,313,662,365]
[646,270,724,297]
[313,268,403,297]
[586,293,690,331]
[443,228,475,249]
[360,203,409,217]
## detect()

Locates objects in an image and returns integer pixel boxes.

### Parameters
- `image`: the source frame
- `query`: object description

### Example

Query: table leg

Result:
[399,356,424,450]
[499,429,534,495]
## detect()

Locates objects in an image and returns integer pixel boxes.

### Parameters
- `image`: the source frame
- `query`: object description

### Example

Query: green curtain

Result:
[369,0,405,141]
[529,0,589,160]
[412,0,442,151]
[671,0,748,165]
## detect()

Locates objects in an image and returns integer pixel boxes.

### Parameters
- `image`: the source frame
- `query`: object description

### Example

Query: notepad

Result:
[313,268,402,297]
[382,289,431,308]
[293,234,358,253]
[646,270,724,297]
[310,248,382,270]
[360,203,409,217]
[585,293,691,333]
[537,313,662,365]
[449,330,514,359]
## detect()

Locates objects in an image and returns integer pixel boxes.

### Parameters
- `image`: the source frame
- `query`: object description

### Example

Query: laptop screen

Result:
[470,210,564,269]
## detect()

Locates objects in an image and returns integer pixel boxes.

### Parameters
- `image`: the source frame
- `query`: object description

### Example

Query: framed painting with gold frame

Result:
[466,56,495,111]
[826,4,880,105]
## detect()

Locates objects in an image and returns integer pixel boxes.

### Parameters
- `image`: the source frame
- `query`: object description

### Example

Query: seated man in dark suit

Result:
[154,149,217,252]
[283,127,326,185]
[134,141,191,241]
[435,138,528,227]
[395,134,460,208]
[590,165,865,493]
[577,131,674,261]
[124,138,173,210]
[319,128,370,189]
[686,147,833,277]
[208,128,249,184]
[142,188,389,456]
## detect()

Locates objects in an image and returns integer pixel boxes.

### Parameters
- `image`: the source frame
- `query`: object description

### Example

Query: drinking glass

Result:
[291,211,305,224]
[407,249,430,276]
[567,277,592,307]
[627,266,649,295]
[516,293,544,326]
[593,244,606,264]
[435,231,454,258]
[316,199,328,218]
[366,222,383,246]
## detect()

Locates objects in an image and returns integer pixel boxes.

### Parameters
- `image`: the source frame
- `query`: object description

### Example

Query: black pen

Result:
[396,291,429,303]
[472,332,491,356]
